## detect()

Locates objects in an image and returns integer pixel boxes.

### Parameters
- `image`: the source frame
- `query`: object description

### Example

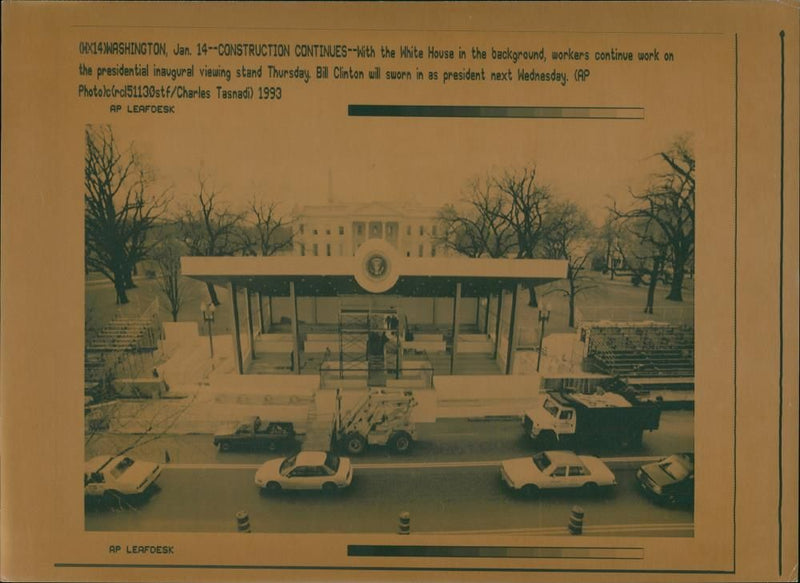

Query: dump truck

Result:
[334,388,417,455]
[522,386,661,450]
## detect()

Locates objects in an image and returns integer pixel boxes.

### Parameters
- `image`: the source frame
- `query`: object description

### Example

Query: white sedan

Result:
[500,450,616,497]
[255,451,353,493]
[84,455,162,497]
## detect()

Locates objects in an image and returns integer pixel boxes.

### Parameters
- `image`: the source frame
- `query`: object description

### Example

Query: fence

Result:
[575,305,694,327]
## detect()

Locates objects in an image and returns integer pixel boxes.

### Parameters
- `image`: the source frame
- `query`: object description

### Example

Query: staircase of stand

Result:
[85,300,161,384]
[301,400,335,452]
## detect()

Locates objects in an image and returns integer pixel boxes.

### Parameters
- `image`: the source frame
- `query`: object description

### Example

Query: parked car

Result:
[255,451,353,493]
[500,450,616,497]
[636,452,694,505]
[84,455,162,498]
[213,416,296,452]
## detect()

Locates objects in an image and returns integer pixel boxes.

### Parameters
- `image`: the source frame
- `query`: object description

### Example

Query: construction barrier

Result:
[568,505,584,535]
[398,511,411,535]
[236,510,251,533]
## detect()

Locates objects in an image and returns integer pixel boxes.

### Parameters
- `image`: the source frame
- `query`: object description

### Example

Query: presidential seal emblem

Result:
[366,253,388,279]
[354,241,400,293]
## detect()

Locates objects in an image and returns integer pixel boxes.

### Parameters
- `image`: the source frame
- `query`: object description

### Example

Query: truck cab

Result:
[523,396,577,444]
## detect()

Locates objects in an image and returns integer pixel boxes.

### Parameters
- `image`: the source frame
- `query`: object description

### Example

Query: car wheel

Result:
[521,484,539,498]
[219,441,231,452]
[103,489,123,507]
[344,432,366,455]
[266,440,278,452]
[538,431,557,449]
[322,482,338,493]
[582,482,599,495]
[389,431,413,454]
[618,429,643,449]
[265,481,282,493]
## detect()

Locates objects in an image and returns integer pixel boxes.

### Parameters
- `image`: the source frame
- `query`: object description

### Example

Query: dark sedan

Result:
[636,452,694,506]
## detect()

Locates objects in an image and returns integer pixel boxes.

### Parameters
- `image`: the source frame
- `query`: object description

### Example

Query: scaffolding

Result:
[336,307,403,387]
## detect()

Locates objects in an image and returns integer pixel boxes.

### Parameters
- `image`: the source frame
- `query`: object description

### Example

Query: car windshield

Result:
[543,399,559,417]
[324,452,340,472]
[659,456,690,480]
[532,452,552,471]
[109,457,135,479]
[279,454,298,474]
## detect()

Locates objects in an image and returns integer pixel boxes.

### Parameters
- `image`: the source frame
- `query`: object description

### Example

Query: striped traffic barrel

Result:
[236,511,251,533]
[398,511,411,535]
[568,505,584,535]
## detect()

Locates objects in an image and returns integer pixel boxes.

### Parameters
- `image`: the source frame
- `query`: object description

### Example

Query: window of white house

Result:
[338,226,344,235]
[312,243,318,256]
[326,243,331,256]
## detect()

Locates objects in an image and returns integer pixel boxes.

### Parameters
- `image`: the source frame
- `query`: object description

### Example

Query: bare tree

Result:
[438,167,554,305]
[494,167,553,306]
[541,201,597,327]
[597,211,623,279]
[85,394,197,454]
[177,174,246,305]
[153,238,185,322]
[84,125,169,304]
[436,176,515,258]
[615,136,695,301]
[613,215,670,314]
[243,198,295,256]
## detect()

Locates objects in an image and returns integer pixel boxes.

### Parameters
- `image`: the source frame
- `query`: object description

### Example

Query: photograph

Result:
[82,122,696,538]
[1,2,796,581]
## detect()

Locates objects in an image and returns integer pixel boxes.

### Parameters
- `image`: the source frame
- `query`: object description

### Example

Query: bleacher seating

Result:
[584,323,694,378]
[85,313,160,384]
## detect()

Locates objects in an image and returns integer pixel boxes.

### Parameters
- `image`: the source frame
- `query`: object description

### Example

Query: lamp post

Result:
[201,301,216,358]
[536,305,551,372]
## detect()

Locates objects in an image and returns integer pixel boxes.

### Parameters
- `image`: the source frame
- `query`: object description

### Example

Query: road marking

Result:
[162,456,663,471]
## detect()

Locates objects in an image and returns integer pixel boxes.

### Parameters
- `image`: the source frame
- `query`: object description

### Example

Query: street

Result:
[85,411,693,535]
[85,464,692,535]
[85,411,693,465]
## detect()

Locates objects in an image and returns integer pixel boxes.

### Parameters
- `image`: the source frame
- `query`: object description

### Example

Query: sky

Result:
[105,30,725,226]
[111,115,685,226]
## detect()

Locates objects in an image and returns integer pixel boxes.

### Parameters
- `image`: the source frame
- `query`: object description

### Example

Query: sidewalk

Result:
[88,373,692,436]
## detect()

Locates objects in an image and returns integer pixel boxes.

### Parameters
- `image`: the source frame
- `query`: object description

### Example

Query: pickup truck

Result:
[213,416,296,452]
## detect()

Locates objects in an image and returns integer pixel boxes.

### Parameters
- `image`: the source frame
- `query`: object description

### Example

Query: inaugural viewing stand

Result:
[181,241,568,381]
[179,242,567,439]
